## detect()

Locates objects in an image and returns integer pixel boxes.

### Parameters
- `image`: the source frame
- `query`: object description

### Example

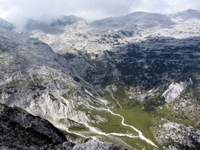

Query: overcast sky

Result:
[0,0,199,27]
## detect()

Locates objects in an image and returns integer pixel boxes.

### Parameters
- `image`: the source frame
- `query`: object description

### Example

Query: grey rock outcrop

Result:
[154,122,200,149]
[0,103,74,149]
[73,140,126,150]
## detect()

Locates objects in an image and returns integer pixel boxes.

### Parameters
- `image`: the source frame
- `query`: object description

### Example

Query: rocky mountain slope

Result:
[0,103,72,149]
[0,104,125,150]
[0,9,200,149]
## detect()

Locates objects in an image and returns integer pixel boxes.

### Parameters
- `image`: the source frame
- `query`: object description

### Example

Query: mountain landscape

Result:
[0,9,200,150]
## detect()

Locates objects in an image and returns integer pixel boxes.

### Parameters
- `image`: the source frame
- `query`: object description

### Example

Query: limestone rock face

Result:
[162,80,192,103]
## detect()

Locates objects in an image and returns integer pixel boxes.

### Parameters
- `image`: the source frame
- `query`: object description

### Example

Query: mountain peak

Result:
[174,9,200,20]
[185,9,198,12]
[90,11,174,32]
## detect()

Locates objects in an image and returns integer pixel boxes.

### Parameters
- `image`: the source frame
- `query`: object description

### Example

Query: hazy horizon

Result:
[0,0,199,30]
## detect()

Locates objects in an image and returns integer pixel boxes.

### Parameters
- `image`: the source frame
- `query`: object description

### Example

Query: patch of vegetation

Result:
[73,76,81,82]
[196,75,200,81]
[61,130,87,144]
[77,98,162,149]
[185,81,200,102]
[28,77,46,91]
[89,105,161,149]
[68,125,88,132]
[4,80,24,88]
[49,93,58,101]
[116,106,160,148]
[77,104,136,134]
[13,105,29,114]
[1,80,25,95]
[62,93,69,99]
[92,111,137,134]
[59,118,89,132]
[75,52,115,86]
[111,87,139,109]
[63,53,76,60]
[62,88,75,100]
[102,88,164,149]
[104,94,121,109]
[155,105,197,127]
[143,96,165,111]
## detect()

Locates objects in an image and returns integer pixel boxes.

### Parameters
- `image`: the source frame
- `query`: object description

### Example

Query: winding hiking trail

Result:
[87,103,157,148]
[84,89,158,148]
[106,108,157,147]
[108,90,123,109]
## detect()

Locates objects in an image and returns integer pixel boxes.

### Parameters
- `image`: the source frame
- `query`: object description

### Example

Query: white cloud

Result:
[130,0,200,14]
[0,0,199,28]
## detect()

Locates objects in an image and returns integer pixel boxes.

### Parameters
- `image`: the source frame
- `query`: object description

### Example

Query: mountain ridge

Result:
[0,9,200,149]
